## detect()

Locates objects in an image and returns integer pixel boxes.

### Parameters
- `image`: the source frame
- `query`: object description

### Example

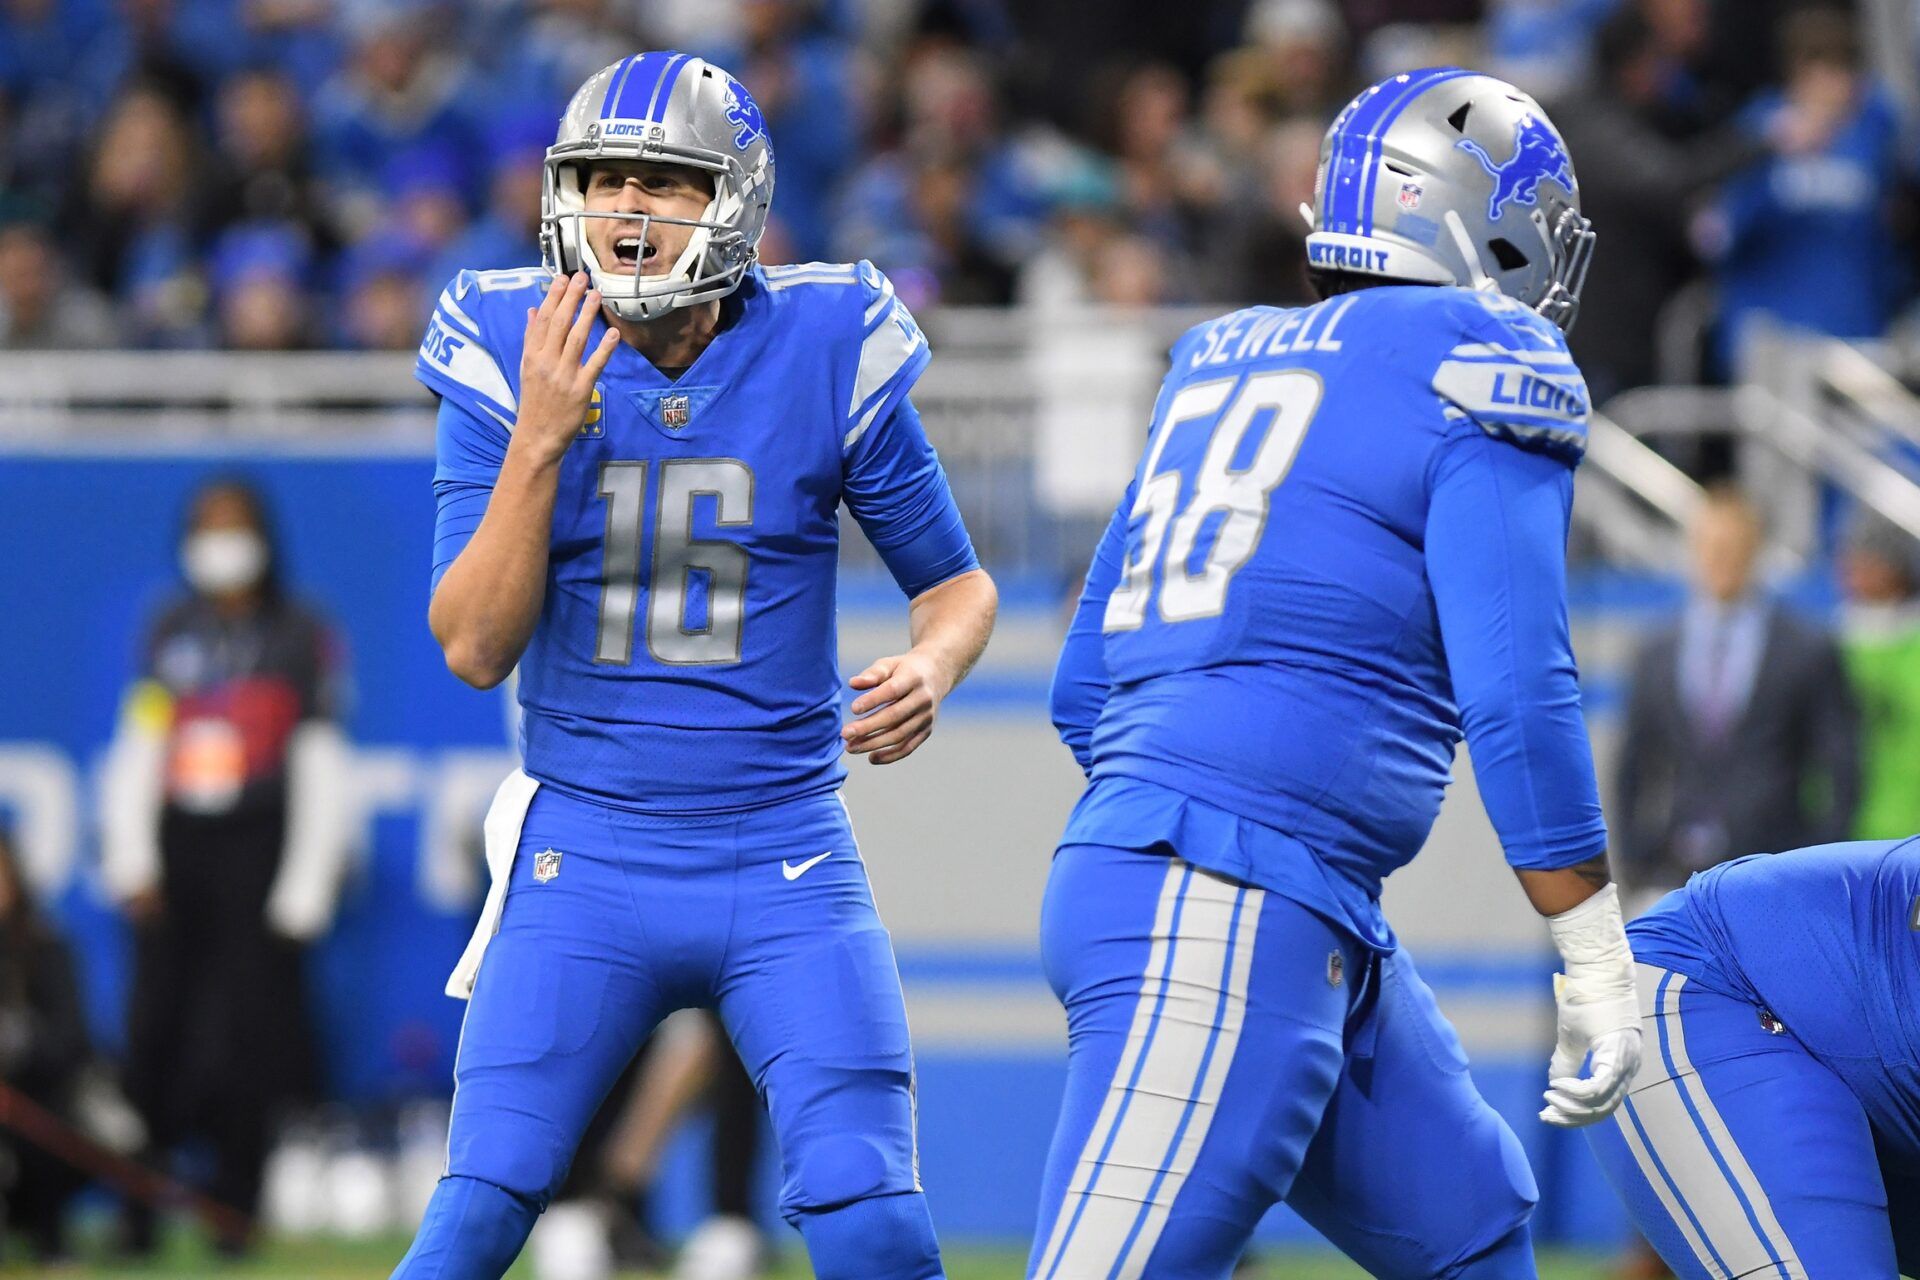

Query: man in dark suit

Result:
[1615,485,1861,910]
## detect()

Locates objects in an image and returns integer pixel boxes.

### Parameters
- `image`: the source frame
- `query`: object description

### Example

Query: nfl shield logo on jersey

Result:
[1398,182,1423,211]
[660,394,691,429]
[534,848,562,883]
[1327,950,1344,987]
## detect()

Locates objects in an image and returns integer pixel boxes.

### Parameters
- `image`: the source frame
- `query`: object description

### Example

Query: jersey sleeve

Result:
[1426,429,1609,871]
[842,395,979,598]
[431,396,509,594]
[416,271,522,432]
[841,260,931,454]
[1050,481,1134,775]
[1428,291,1590,467]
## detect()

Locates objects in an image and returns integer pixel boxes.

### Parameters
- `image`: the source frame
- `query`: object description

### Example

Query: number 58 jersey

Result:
[417,262,979,813]
[1062,285,1609,929]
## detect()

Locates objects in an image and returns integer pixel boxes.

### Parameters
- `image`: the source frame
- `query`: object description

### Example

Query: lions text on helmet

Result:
[541,52,775,322]
[1303,68,1594,332]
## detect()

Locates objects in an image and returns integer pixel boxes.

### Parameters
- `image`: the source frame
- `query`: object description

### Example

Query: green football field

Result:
[0,1235,1619,1278]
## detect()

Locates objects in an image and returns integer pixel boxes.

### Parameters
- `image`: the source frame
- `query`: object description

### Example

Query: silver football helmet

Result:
[541,52,776,322]
[1303,68,1594,332]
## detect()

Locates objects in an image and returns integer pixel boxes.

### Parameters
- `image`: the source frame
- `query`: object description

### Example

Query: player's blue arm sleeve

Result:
[842,395,980,599]
[430,396,510,595]
[1427,433,1609,870]
[1049,486,1132,775]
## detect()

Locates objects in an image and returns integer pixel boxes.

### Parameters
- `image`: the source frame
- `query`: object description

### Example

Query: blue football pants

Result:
[1587,964,1920,1280]
[1030,842,1538,1280]
[392,786,940,1279]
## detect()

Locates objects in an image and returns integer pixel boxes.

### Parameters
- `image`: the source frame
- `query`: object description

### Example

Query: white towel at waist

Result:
[445,768,540,999]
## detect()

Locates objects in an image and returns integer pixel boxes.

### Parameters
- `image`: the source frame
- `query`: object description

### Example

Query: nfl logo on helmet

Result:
[1398,182,1423,210]
[661,395,691,429]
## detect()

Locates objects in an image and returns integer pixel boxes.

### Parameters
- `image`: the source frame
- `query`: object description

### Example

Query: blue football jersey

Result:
[1630,839,1920,1157]
[1054,285,1608,934]
[416,261,978,812]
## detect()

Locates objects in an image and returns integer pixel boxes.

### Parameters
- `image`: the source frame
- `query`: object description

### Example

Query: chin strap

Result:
[1443,210,1499,294]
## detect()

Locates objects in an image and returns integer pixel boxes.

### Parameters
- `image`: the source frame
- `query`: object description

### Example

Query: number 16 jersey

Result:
[417,261,979,813]
[1057,285,1609,939]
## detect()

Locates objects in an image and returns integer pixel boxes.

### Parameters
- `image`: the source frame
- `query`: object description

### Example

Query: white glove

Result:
[1540,883,1642,1127]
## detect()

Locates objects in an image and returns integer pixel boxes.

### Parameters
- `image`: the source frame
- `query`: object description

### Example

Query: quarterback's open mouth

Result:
[611,236,657,272]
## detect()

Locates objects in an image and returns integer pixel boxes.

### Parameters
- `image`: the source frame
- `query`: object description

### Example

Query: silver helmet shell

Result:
[541,52,775,322]
[1304,68,1594,331]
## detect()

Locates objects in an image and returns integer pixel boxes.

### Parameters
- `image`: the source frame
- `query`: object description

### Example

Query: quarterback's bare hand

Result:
[514,272,620,466]
[843,651,952,765]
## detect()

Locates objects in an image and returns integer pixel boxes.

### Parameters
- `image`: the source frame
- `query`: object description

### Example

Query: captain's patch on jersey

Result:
[579,385,604,437]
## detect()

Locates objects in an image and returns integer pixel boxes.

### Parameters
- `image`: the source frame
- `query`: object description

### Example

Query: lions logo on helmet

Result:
[1456,113,1577,223]
[722,79,766,151]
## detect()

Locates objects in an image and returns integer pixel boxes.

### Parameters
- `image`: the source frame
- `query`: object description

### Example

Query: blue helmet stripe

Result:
[1344,69,1462,227]
[1322,67,1468,235]
[1356,67,1475,233]
[644,52,692,123]
[1318,86,1379,236]
[599,55,641,120]
[610,51,676,120]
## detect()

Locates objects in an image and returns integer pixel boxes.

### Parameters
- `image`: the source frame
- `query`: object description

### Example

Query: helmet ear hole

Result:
[1488,238,1529,271]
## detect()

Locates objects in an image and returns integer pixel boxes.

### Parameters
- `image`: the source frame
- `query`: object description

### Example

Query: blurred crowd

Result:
[6,0,1920,1270]
[0,0,1912,401]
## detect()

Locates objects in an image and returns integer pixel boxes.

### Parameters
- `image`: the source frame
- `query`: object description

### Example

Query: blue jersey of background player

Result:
[1589,839,1920,1279]
[1031,70,1644,1280]
[393,53,997,1280]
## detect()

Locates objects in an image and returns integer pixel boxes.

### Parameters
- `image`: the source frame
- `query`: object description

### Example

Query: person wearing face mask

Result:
[98,477,353,1255]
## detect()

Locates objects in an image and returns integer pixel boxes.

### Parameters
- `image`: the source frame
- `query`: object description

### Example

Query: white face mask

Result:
[182,529,267,595]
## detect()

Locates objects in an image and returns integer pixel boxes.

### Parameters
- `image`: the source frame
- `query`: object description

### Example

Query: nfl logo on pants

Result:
[661,395,691,429]
[534,848,562,883]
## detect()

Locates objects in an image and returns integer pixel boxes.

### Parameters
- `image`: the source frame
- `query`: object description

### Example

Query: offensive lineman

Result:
[396,52,995,1279]
[1031,69,1639,1278]
[1589,839,1920,1278]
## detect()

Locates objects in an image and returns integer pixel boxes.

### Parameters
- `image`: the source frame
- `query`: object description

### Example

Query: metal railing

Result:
[1601,329,1920,569]
[10,313,1920,580]
[1573,413,1701,569]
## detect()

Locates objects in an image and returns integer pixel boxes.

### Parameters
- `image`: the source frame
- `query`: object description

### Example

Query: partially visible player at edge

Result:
[394,51,995,1280]
[1587,838,1920,1278]
[1030,69,1639,1279]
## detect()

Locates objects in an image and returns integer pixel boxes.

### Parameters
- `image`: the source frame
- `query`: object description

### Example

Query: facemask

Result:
[182,529,267,594]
